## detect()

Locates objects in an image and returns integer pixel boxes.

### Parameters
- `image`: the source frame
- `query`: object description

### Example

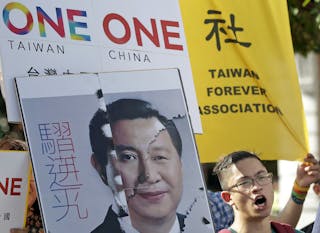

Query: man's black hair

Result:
[213,151,263,190]
[89,98,182,183]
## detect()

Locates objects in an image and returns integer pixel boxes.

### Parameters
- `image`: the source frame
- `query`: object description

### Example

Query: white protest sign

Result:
[0,151,30,232]
[0,0,202,133]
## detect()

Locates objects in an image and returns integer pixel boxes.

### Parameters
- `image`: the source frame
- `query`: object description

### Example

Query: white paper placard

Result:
[0,0,202,133]
[0,151,30,233]
[15,69,214,233]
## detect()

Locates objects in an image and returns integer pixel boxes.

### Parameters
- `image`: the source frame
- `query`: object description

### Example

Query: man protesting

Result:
[214,151,320,233]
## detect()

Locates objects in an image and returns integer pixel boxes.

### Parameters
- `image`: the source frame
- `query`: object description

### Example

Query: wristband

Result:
[291,180,309,205]
[293,180,310,192]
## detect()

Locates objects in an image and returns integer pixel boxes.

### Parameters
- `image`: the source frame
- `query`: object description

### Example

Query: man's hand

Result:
[295,153,320,187]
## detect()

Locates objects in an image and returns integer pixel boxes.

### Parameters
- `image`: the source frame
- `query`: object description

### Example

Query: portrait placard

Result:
[15,69,214,233]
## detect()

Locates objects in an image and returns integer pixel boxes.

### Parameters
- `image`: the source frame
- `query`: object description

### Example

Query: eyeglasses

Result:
[227,172,273,191]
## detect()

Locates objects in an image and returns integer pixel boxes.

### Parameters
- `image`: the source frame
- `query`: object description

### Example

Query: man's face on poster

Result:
[111,116,183,221]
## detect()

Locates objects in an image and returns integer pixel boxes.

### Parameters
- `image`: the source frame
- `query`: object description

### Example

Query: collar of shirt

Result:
[168,215,181,233]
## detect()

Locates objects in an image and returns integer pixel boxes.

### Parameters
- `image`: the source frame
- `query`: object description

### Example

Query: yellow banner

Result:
[180,0,309,162]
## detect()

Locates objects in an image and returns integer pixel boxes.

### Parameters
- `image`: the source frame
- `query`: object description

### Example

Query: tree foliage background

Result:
[0,0,319,138]
[288,0,320,55]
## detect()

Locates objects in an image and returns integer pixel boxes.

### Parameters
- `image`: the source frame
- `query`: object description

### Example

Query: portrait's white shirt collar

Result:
[168,215,181,233]
[112,202,180,233]
[118,215,139,233]
[111,199,138,233]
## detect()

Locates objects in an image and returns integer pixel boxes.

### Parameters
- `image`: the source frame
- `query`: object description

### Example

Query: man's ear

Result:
[91,154,101,172]
[91,154,108,185]
[221,190,232,203]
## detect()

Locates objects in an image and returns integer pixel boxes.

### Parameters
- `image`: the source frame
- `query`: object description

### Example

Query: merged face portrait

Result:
[111,116,183,222]
[91,97,186,233]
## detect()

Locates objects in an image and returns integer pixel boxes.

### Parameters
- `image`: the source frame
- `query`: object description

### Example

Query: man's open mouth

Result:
[254,195,267,208]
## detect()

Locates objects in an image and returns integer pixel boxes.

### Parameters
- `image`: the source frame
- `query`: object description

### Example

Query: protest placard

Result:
[0,0,202,133]
[180,0,308,161]
[15,69,214,233]
[0,151,30,233]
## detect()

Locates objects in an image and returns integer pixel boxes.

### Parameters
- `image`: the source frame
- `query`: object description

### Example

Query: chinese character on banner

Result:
[38,121,88,222]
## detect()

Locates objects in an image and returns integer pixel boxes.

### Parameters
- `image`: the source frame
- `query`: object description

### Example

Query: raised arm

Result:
[272,153,320,227]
